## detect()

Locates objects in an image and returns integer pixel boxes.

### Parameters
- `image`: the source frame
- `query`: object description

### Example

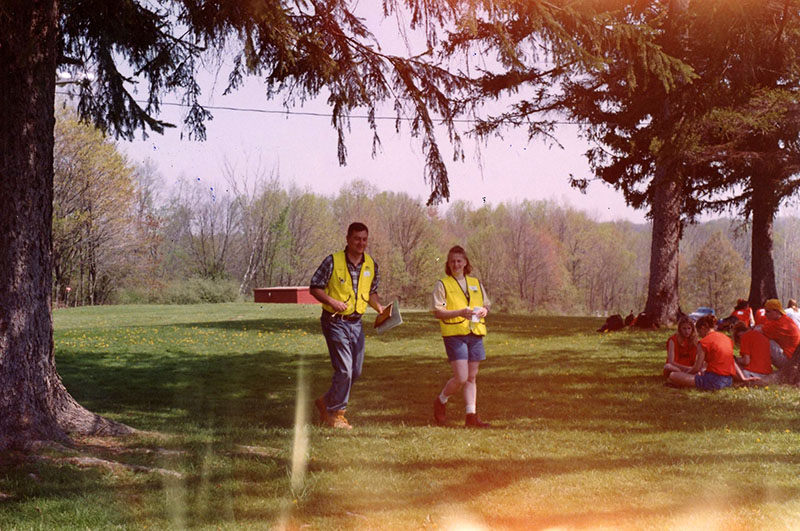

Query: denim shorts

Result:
[694,371,733,391]
[443,334,486,362]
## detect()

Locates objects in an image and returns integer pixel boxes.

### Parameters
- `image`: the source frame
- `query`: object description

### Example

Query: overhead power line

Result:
[55,90,582,126]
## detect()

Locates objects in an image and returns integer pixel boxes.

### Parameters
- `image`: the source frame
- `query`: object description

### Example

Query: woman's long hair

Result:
[676,315,699,346]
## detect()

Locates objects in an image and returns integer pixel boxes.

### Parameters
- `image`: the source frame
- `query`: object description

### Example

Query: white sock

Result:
[465,405,476,414]
[438,392,449,404]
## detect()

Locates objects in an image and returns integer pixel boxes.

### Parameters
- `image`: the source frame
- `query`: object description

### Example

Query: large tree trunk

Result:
[747,175,779,308]
[0,0,132,451]
[642,169,682,327]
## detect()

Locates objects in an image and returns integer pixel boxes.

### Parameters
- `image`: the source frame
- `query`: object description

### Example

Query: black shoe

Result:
[465,413,490,428]
[434,397,447,425]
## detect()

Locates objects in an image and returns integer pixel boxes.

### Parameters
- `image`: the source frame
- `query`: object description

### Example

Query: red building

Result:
[253,286,318,304]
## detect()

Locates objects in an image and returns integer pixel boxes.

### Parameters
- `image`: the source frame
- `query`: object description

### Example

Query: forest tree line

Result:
[53,107,800,317]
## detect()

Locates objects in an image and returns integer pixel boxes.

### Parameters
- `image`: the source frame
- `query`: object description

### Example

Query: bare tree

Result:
[281,189,337,286]
[225,163,289,292]
[502,202,565,310]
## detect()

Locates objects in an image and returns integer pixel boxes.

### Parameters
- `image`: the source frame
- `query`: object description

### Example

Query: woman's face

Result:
[448,253,467,276]
[696,323,710,338]
[679,321,693,338]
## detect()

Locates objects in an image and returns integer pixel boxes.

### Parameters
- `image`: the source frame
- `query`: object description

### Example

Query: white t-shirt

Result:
[785,307,800,328]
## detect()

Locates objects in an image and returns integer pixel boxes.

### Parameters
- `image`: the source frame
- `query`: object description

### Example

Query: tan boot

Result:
[327,409,353,430]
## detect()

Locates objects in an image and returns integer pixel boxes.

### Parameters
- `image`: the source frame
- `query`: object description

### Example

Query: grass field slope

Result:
[1,303,799,529]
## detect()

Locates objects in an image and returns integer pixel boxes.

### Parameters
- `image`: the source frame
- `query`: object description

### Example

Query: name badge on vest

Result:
[364,270,371,277]
[470,285,478,291]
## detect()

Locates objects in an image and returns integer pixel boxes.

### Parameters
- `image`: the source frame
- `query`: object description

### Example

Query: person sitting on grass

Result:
[669,315,756,390]
[663,316,698,377]
[753,298,800,369]
[785,298,800,328]
[732,322,772,379]
[730,298,755,328]
[754,301,768,327]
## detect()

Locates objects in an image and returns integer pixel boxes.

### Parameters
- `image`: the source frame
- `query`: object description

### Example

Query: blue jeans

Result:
[770,340,791,369]
[321,313,365,411]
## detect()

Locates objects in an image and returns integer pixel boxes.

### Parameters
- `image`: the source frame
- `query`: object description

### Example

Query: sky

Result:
[114,1,649,223]
[108,4,799,226]
[119,74,648,223]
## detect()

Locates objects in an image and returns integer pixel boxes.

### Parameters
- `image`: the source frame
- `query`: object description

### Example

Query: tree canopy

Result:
[445,0,800,325]
[2,0,689,449]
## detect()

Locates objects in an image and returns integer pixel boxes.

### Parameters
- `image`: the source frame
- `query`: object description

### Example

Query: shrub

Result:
[160,277,240,304]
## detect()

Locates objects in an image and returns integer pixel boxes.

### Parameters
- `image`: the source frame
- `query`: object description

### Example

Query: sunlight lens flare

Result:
[290,358,309,492]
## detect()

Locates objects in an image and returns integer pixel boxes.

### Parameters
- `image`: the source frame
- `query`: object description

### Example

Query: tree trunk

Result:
[747,176,779,308]
[643,168,682,327]
[0,0,132,451]
[758,343,800,386]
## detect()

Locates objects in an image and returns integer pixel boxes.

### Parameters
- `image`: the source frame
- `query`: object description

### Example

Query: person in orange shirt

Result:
[669,315,754,390]
[754,304,768,327]
[732,322,772,378]
[729,299,755,327]
[754,298,800,369]
[663,316,698,377]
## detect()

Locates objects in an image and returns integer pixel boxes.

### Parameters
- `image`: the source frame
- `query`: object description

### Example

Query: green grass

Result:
[2,303,800,529]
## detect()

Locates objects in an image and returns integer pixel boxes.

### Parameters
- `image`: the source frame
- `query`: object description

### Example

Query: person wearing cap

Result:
[309,222,384,429]
[753,298,800,369]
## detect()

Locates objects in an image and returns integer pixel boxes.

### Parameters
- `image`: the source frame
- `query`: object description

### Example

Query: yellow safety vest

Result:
[322,251,375,315]
[439,275,487,337]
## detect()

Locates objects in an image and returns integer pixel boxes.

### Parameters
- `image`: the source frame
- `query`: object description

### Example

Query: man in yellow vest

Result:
[310,222,384,429]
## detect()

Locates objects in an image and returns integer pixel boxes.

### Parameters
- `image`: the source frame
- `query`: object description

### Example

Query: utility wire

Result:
[56,90,582,126]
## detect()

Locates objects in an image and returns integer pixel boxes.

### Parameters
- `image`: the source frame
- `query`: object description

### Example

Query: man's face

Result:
[347,230,369,255]
[765,308,782,321]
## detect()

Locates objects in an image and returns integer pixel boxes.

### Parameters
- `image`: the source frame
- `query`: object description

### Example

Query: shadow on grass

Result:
[301,450,800,517]
[58,347,329,434]
[44,310,800,528]
[58,336,800,439]
[0,461,159,528]
[170,312,622,342]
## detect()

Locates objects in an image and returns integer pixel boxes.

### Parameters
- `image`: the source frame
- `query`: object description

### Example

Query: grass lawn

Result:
[2,302,800,529]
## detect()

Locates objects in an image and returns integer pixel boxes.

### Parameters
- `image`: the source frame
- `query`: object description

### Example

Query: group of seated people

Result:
[663,298,800,390]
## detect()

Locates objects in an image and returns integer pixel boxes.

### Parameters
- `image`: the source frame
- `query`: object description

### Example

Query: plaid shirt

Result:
[310,249,380,304]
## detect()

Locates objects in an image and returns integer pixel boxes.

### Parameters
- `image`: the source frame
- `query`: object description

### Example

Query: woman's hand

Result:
[474,306,488,319]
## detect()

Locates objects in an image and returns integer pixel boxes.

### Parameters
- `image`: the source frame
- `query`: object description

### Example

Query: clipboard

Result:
[374,301,403,334]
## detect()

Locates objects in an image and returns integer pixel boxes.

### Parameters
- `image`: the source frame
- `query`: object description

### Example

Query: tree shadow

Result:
[43,311,800,528]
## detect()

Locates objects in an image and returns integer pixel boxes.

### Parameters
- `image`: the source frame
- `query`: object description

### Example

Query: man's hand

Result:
[329,299,349,313]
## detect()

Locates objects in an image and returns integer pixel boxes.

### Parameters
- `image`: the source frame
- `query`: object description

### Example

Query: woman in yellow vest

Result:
[432,246,491,428]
